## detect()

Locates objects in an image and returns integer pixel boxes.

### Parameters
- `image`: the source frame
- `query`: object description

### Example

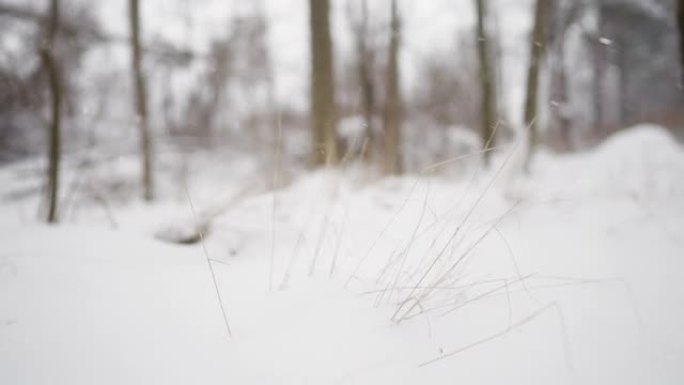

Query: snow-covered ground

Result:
[1,125,684,384]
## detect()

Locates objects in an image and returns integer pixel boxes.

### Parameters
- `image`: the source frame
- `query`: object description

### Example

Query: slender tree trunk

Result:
[382,0,402,175]
[617,37,629,124]
[356,0,375,162]
[474,0,496,166]
[492,6,504,122]
[678,0,684,88]
[549,0,581,151]
[553,45,571,150]
[309,0,338,166]
[523,0,548,171]
[262,17,279,146]
[591,6,605,139]
[592,47,605,137]
[129,0,153,201]
[41,0,61,224]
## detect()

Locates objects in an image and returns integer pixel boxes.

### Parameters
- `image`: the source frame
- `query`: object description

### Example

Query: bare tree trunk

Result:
[678,0,684,88]
[309,0,338,166]
[491,6,505,123]
[129,0,154,201]
[616,37,629,123]
[592,47,605,137]
[261,10,279,146]
[355,0,375,162]
[549,0,582,151]
[474,0,496,166]
[591,6,606,139]
[382,0,402,175]
[552,46,571,150]
[41,0,61,224]
[523,0,548,171]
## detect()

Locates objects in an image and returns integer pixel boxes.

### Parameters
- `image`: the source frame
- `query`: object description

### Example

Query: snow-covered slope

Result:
[1,125,683,384]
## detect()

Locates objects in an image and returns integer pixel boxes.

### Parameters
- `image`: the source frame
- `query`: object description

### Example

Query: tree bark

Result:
[552,45,571,150]
[309,0,338,166]
[523,0,548,171]
[591,6,606,138]
[129,0,154,201]
[355,0,375,162]
[474,0,496,166]
[382,0,402,175]
[678,0,684,87]
[41,0,61,223]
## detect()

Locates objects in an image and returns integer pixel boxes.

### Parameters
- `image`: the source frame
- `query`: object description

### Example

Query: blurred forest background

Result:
[1,0,683,221]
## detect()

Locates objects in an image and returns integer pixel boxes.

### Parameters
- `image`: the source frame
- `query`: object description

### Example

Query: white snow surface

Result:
[1,125,684,384]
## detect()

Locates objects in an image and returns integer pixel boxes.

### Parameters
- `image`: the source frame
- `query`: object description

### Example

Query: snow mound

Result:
[533,125,684,200]
[593,124,682,164]
[590,125,684,197]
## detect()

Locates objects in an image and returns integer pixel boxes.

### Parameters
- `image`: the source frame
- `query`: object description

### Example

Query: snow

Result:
[599,37,613,46]
[531,125,684,200]
[2,124,684,384]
